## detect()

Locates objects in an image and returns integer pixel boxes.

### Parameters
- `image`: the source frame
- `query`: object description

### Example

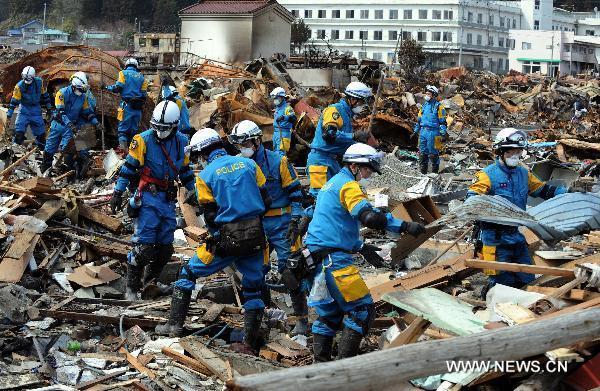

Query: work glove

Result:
[404,221,426,237]
[110,190,124,214]
[126,200,140,218]
[184,188,198,206]
[6,108,14,119]
[286,216,302,243]
[359,244,385,268]
[276,115,285,123]
[353,130,371,144]
[323,125,337,143]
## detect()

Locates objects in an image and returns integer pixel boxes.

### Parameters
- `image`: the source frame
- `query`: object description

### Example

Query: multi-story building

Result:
[279,0,600,73]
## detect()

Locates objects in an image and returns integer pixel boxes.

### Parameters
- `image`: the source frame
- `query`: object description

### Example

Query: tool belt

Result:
[138,167,177,201]
[264,205,291,217]
[285,247,351,284]
[218,216,266,257]
[124,97,146,110]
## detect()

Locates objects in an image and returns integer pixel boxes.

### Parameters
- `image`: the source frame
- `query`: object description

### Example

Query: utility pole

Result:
[550,32,555,78]
[458,0,463,67]
[42,3,47,46]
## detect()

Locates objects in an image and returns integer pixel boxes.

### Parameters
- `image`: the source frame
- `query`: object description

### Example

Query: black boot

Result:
[430,155,439,174]
[243,308,264,352]
[337,327,363,359]
[144,245,172,285]
[14,132,25,145]
[155,287,192,336]
[312,333,334,363]
[261,286,272,308]
[74,154,91,180]
[290,289,308,336]
[419,154,429,175]
[125,263,143,301]
[40,151,53,173]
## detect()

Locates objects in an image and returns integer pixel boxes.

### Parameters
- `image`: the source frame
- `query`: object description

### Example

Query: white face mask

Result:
[424,95,432,102]
[504,154,521,167]
[352,104,366,115]
[358,177,371,188]
[155,129,172,139]
[73,89,83,96]
[273,98,282,106]
[240,147,255,158]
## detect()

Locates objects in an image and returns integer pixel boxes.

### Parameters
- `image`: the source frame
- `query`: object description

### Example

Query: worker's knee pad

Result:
[129,244,156,267]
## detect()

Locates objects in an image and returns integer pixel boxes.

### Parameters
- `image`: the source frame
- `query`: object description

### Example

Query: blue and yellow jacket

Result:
[115,129,195,193]
[273,101,296,153]
[52,86,98,127]
[414,100,447,135]
[253,144,302,218]
[310,99,355,155]
[106,65,148,101]
[8,77,52,115]
[161,87,192,134]
[195,149,267,225]
[468,160,568,245]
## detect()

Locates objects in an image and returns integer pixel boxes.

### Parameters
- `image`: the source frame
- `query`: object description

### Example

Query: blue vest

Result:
[311,99,354,155]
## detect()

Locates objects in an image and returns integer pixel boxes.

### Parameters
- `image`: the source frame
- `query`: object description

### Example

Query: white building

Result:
[279,0,600,73]
[179,0,295,64]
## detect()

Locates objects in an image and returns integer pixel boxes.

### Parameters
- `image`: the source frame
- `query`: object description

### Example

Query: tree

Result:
[291,19,311,54]
[397,38,426,79]
[152,0,179,29]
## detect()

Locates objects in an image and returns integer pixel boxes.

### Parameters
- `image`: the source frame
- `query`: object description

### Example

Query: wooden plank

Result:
[78,201,123,232]
[541,297,600,319]
[201,303,225,323]
[494,303,537,325]
[0,147,37,180]
[387,316,431,348]
[35,199,65,221]
[0,232,39,283]
[527,286,600,302]
[178,189,200,228]
[184,226,208,242]
[161,346,212,376]
[265,342,301,359]
[119,347,156,379]
[75,369,127,390]
[179,336,240,382]
[259,349,280,361]
[0,373,42,390]
[464,259,575,278]
[18,177,54,192]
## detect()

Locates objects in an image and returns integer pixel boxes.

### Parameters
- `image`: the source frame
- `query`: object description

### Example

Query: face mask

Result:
[23,78,33,85]
[73,89,83,96]
[352,104,366,115]
[273,98,282,106]
[424,95,432,102]
[200,160,208,168]
[240,147,255,158]
[504,154,521,167]
[358,177,371,188]
[155,129,172,139]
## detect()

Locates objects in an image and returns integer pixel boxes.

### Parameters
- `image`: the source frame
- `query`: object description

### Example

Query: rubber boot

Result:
[143,262,164,286]
[430,154,439,174]
[290,289,309,336]
[312,333,334,363]
[14,132,25,145]
[419,154,429,175]
[75,153,91,180]
[40,151,53,174]
[125,263,143,301]
[337,327,364,359]
[155,287,192,336]
[261,286,272,308]
[144,244,171,285]
[243,308,264,352]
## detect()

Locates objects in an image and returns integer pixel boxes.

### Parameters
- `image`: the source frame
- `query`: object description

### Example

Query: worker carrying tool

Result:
[110,100,195,301]
[7,66,52,149]
[269,87,297,156]
[228,119,309,335]
[303,143,426,362]
[161,85,194,136]
[413,85,448,174]
[103,58,148,150]
[468,128,570,292]
[156,127,272,355]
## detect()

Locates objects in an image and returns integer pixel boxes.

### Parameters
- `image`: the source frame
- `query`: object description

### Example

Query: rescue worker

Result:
[414,85,447,174]
[269,87,296,156]
[42,73,101,174]
[228,120,308,335]
[306,82,373,198]
[69,71,97,179]
[103,58,148,149]
[572,101,588,124]
[467,128,568,290]
[161,86,193,136]
[109,100,195,301]
[305,143,426,361]
[155,128,271,353]
[7,66,52,149]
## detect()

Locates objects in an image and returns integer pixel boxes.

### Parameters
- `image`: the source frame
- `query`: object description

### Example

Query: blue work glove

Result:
[6,108,14,119]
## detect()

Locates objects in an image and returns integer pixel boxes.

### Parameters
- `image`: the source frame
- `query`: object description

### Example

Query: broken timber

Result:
[464,259,575,277]
[228,309,600,391]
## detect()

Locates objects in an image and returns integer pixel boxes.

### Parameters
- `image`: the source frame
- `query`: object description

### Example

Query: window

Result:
[360,10,369,19]
[432,32,441,41]
[589,48,594,54]
[512,19,516,28]
[151,38,159,47]
[419,10,427,19]
[443,32,452,42]
[374,31,383,40]
[433,10,441,20]
[404,10,413,19]
[534,20,539,30]
[316,30,326,39]
[477,13,483,24]
[402,31,412,40]
[498,58,503,70]
[467,12,473,22]
[477,34,482,45]
[291,10,299,17]
[332,10,340,18]
[331,30,339,40]
[488,36,494,46]
[522,42,531,50]
[500,17,505,27]
[358,51,367,59]
[466,33,472,44]
[523,60,541,73]
[359,30,368,40]
[345,30,354,39]
[318,10,326,18]
[346,10,354,18]
[499,37,504,47]
[489,14,494,25]
[375,10,383,19]
[418,31,427,41]
[138,38,146,47]
[372,52,382,61]
[389,10,398,19]
[534,0,540,10]
[443,10,453,20]
[304,10,312,18]
[586,30,595,36]
[389,30,398,41]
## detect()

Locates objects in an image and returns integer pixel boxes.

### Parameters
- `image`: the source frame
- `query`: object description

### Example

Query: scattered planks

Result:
[386,316,431,348]
[161,347,213,377]
[77,201,123,232]
[464,259,575,278]
[179,336,241,382]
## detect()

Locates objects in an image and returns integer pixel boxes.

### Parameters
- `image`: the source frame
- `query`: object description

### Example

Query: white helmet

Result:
[187,128,221,154]
[426,85,439,96]
[345,82,372,100]
[342,143,385,174]
[493,128,528,151]
[161,85,177,99]
[70,72,88,95]
[269,87,286,99]
[228,120,262,145]
[21,66,35,84]
[150,100,180,139]
[125,58,139,68]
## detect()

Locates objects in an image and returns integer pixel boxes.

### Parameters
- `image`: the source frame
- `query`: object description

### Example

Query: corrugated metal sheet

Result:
[529,193,600,236]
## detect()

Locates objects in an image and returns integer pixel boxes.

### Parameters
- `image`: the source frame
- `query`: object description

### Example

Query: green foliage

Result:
[397,38,426,75]
[291,19,311,52]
